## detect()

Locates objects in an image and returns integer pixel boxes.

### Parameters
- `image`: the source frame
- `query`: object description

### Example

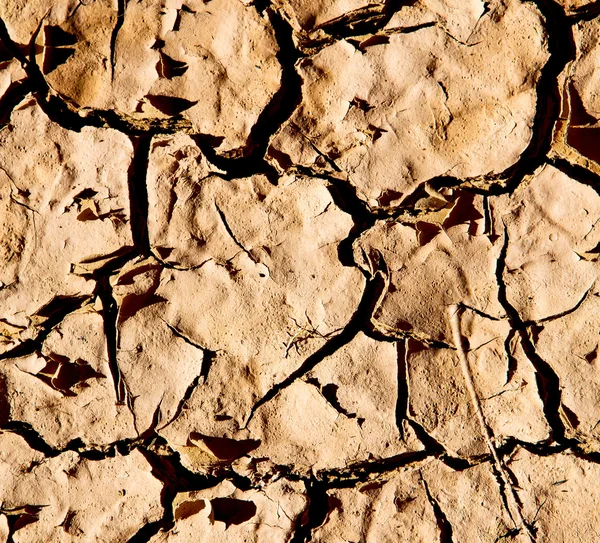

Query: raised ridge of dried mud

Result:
[1,1,600,542]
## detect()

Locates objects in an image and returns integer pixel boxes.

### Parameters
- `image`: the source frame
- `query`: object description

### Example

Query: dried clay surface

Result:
[2,0,600,541]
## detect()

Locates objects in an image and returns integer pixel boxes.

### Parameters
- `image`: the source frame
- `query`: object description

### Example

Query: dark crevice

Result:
[395,340,409,439]
[305,378,357,418]
[289,479,329,543]
[0,421,144,461]
[96,276,129,406]
[244,268,388,426]
[0,295,90,361]
[127,135,151,256]
[0,421,62,457]
[504,327,518,384]
[110,0,127,80]
[496,437,571,459]
[495,224,569,444]
[191,9,302,180]
[422,476,454,543]
[323,174,378,267]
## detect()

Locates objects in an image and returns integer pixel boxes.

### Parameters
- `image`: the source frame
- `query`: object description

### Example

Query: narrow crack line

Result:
[457,302,506,322]
[504,326,519,385]
[214,203,257,263]
[157,320,217,430]
[110,0,127,81]
[382,21,438,37]
[127,135,151,255]
[495,223,569,443]
[96,276,128,406]
[0,295,90,361]
[421,475,454,543]
[160,319,216,383]
[449,304,534,540]
[522,282,594,326]
[244,269,387,427]
[192,8,302,179]
[158,373,202,431]
[395,340,409,440]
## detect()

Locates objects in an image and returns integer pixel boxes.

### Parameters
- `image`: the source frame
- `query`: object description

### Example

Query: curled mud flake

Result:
[1,308,137,449]
[152,480,306,542]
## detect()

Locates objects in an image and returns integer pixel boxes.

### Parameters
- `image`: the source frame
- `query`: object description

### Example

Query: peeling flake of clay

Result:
[1,307,136,448]
[150,479,307,543]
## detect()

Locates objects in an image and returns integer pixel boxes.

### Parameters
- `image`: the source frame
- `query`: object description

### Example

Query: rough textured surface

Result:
[1,0,600,541]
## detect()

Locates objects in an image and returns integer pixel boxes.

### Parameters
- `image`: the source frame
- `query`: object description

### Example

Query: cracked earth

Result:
[1,0,600,541]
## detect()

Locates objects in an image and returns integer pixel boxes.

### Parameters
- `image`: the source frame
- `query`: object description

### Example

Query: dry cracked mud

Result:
[1,0,600,541]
